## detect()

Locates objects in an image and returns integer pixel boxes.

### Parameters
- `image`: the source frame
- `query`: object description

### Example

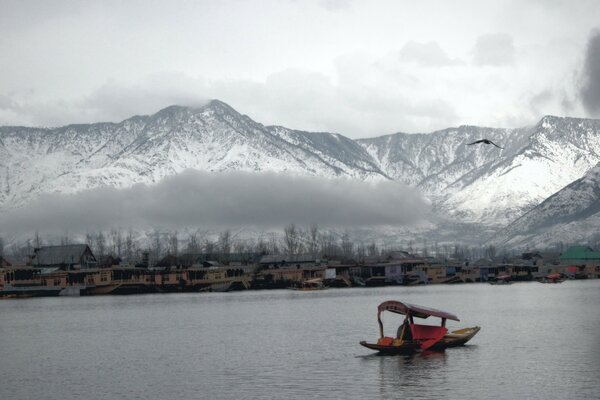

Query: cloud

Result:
[398,41,462,67]
[0,170,430,236]
[580,30,600,116]
[472,33,515,66]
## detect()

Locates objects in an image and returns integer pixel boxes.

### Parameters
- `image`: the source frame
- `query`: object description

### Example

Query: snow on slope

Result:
[493,162,600,247]
[0,100,386,210]
[3,100,600,239]
[359,116,600,225]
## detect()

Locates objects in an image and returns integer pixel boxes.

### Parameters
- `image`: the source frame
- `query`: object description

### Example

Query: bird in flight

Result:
[467,139,503,149]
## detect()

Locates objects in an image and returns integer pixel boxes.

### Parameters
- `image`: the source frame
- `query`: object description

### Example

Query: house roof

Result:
[259,254,317,264]
[32,244,94,266]
[559,246,600,260]
[0,255,12,266]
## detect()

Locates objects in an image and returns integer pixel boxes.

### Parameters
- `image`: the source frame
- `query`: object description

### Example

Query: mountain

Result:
[0,100,385,210]
[359,116,600,225]
[493,162,600,247]
[2,100,600,244]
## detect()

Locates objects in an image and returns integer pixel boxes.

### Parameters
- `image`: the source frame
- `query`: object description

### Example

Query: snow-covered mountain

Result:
[493,162,600,247]
[2,100,600,244]
[0,100,385,209]
[359,116,600,225]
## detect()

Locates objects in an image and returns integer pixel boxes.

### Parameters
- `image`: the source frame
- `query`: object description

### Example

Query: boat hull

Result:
[361,326,480,354]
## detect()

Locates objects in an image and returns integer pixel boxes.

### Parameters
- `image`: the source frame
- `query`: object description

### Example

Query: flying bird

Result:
[467,139,503,149]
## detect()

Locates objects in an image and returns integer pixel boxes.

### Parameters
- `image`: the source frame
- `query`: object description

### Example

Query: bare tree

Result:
[0,236,4,257]
[151,229,162,265]
[204,239,216,254]
[109,228,123,258]
[187,232,200,253]
[233,239,246,253]
[267,233,280,255]
[33,231,42,249]
[367,242,379,257]
[341,231,354,261]
[255,237,269,254]
[319,231,339,259]
[284,223,301,255]
[356,242,366,264]
[96,232,106,257]
[167,231,179,256]
[85,232,93,249]
[484,244,497,259]
[308,224,319,258]
[442,244,450,259]
[125,229,135,263]
[218,230,231,255]
[60,231,70,246]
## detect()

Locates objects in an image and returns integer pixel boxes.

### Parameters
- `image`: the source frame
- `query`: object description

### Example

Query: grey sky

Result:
[0,170,430,236]
[0,0,599,136]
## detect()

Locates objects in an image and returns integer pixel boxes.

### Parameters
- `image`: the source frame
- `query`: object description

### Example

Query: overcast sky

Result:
[1,0,599,137]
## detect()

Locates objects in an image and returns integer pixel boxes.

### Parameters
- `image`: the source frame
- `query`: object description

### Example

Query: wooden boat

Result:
[360,300,480,354]
[539,273,565,284]
[290,278,327,291]
[489,274,512,285]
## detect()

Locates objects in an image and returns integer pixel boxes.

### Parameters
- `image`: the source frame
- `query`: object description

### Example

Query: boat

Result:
[360,300,480,354]
[290,278,327,291]
[489,274,512,285]
[539,273,565,284]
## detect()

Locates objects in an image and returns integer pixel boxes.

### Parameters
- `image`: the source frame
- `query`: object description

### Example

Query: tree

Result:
[168,231,179,256]
[484,245,497,260]
[367,242,379,257]
[33,231,42,249]
[96,232,106,257]
[341,231,354,261]
[204,239,215,254]
[124,228,135,263]
[283,223,301,255]
[356,242,366,264]
[218,230,231,255]
[308,224,319,258]
[187,233,200,253]
[0,236,4,257]
[267,233,280,255]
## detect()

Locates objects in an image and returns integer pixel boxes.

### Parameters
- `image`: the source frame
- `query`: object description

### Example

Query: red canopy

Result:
[378,300,460,321]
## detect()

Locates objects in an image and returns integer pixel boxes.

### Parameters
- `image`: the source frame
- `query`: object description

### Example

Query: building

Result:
[31,244,97,270]
[259,254,321,268]
[0,255,12,268]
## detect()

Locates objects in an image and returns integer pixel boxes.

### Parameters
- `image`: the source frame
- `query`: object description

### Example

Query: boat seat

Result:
[377,337,394,346]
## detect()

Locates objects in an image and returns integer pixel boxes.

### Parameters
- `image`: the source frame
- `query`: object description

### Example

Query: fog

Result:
[0,170,430,236]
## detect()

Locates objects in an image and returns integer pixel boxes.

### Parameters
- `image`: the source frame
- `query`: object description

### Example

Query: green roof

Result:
[559,246,600,260]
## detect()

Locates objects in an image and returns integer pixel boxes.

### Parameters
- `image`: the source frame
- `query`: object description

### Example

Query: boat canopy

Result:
[377,300,459,321]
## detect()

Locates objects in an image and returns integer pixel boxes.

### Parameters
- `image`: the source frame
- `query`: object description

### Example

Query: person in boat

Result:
[396,317,413,341]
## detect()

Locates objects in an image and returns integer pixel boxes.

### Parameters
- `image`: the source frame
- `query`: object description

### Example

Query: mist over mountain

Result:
[2,99,600,247]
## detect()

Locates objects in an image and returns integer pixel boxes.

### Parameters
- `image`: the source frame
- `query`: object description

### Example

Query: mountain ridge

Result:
[2,100,600,246]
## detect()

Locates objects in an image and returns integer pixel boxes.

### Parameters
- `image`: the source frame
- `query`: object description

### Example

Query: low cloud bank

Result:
[0,170,430,236]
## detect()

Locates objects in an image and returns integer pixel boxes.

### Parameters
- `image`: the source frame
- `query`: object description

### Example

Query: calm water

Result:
[1,281,600,400]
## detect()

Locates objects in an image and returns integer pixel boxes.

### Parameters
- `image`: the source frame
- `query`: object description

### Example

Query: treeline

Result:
[0,223,587,266]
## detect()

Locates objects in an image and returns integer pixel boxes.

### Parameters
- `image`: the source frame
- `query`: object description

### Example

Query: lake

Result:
[1,281,599,399]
